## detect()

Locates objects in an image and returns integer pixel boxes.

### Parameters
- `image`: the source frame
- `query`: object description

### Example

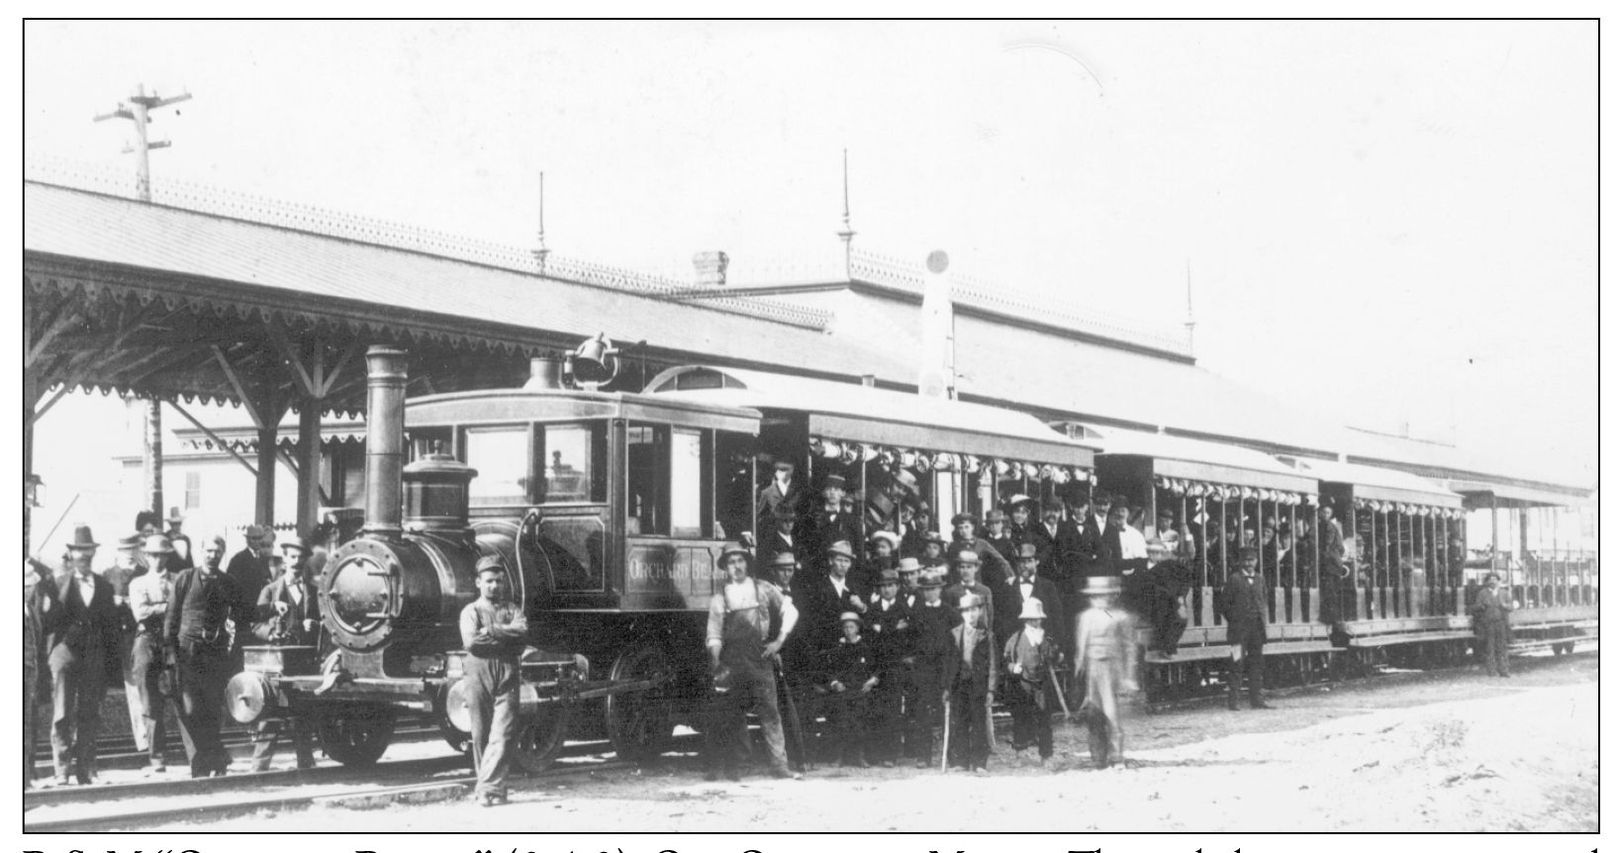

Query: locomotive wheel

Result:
[317,704,396,766]
[603,643,674,764]
[435,684,470,754]
[513,703,572,775]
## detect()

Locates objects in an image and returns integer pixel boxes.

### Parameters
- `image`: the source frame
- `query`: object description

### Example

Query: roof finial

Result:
[533,171,550,275]
[1184,258,1197,356]
[837,149,856,278]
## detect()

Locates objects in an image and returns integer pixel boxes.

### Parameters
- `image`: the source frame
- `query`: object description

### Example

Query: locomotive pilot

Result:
[460,556,530,806]
[704,545,800,781]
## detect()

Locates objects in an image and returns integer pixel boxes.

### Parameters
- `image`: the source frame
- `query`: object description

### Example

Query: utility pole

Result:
[1184,259,1197,357]
[96,84,191,517]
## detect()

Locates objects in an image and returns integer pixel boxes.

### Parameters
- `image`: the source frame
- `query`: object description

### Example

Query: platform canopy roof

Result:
[24,181,902,419]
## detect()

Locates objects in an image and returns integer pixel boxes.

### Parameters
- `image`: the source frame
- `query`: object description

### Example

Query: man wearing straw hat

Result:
[129,535,180,773]
[47,524,123,785]
[1002,597,1066,766]
[1073,575,1138,768]
[1219,546,1272,710]
[704,544,800,780]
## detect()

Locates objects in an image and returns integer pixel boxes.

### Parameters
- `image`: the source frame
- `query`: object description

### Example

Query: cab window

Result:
[465,426,529,506]
[539,423,607,503]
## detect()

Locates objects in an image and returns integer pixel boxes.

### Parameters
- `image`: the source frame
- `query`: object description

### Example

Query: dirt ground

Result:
[175,652,1597,834]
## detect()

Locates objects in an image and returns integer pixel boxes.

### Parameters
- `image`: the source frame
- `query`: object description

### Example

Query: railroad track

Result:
[28,647,1594,831]
[27,757,633,832]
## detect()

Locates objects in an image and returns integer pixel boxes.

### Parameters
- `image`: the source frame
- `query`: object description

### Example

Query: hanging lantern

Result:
[840,445,859,465]
[878,448,897,467]
[1088,471,1098,485]
[916,452,934,473]
[809,437,824,456]
[1055,467,1072,485]
[933,453,956,472]
[1039,464,1057,481]
[1188,482,1205,497]
[993,459,1011,477]
[859,443,881,463]
[964,455,982,474]
[819,439,844,460]
[1305,493,1318,506]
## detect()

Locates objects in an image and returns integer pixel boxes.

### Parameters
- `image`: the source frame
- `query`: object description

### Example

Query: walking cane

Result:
[939,689,951,772]
[775,656,812,771]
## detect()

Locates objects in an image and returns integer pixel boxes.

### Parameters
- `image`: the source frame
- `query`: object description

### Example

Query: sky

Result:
[21,20,1598,486]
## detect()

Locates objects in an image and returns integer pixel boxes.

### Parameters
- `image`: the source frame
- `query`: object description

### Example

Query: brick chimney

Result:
[693,251,730,287]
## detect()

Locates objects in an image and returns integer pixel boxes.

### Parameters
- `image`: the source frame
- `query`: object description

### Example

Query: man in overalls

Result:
[459,555,529,806]
[704,545,800,781]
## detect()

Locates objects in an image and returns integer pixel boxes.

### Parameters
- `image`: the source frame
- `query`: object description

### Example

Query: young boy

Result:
[1074,576,1138,768]
[459,556,529,806]
[816,612,878,767]
[1002,598,1065,766]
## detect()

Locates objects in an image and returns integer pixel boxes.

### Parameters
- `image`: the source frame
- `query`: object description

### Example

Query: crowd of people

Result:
[696,471,1300,784]
[23,511,326,787]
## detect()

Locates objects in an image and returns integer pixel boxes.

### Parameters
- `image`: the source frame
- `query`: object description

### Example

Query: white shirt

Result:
[1118,524,1148,560]
[76,572,95,606]
[129,571,173,622]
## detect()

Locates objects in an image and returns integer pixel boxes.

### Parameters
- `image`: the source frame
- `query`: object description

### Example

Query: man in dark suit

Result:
[225,525,274,618]
[47,524,124,785]
[800,475,860,570]
[1219,546,1271,710]
[755,458,807,528]
[981,509,1019,568]
[943,592,996,772]
[806,541,869,653]
[904,573,959,768]
[25,559,61,789]
[998,543,1066,657]
[168,535,247,777]
[864,569,911,767]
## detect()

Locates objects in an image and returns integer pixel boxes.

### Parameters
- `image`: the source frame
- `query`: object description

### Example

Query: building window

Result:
[184,471,201,510]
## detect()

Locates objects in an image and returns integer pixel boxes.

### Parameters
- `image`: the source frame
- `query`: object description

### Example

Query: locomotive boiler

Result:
[226,345,757,770]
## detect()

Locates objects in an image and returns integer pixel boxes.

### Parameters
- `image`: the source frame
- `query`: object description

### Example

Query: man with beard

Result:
[800,475,860,569]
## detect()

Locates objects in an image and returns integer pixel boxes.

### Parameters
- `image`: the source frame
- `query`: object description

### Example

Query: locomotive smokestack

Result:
[363,346,409,539]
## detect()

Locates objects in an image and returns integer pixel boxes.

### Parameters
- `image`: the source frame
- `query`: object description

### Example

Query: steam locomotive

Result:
[224,343,1101,771]
[225,345,767,770]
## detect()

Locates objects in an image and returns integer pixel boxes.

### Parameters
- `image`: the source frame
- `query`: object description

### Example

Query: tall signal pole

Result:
[96,84,191,517]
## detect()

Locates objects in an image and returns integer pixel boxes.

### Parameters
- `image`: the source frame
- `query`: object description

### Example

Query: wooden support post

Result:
[297,402,323,538]
[256,425,277,527]
[144,398,164,516]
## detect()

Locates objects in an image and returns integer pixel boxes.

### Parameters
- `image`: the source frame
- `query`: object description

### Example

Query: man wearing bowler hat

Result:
[47,524,123,785]
[1219,546,1272,710]
[944,549,996,647]
[944,591,996,773]
[704,545,800,780]
[982,508,1019,569]
[903,571,959,768]
[999,542,1066,660]
[165,508,195,569]
[800,474,860,568]
[865,568,911,766]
